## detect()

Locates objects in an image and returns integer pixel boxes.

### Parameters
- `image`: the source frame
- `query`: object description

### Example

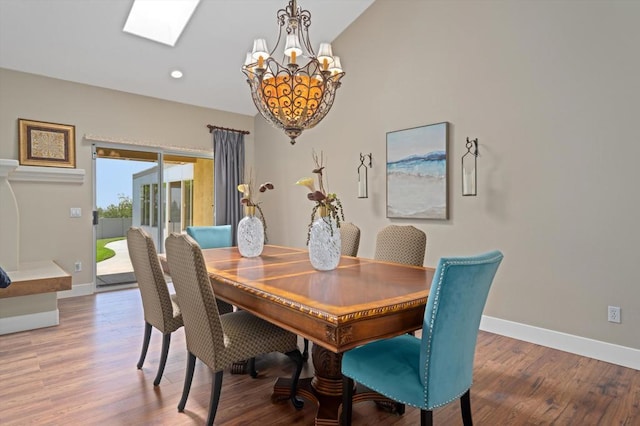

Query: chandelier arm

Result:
[299,9,311,29]
[276,4,289,24]
[297,8,313,55]
[299,24,315,56]
[270,24,285,58]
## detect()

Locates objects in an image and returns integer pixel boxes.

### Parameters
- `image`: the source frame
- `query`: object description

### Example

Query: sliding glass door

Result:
[93,145,213,290]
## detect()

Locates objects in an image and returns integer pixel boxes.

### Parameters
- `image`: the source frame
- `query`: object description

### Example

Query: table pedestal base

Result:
[272,344,402,425]
[273,376,342,426]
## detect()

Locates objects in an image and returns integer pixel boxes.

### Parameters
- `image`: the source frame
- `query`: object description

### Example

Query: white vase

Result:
[237,206,264,258]
[308,209,341,271]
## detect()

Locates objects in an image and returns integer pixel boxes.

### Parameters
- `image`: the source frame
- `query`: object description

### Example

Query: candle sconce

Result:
[462,138,478,196]
[358,153,372,198]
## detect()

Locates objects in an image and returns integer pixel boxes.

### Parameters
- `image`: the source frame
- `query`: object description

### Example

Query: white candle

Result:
[463,170,475,195]
[358,179,366,198]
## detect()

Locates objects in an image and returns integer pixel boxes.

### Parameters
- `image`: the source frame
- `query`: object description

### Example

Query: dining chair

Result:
[374,225,426,266]
[341,250,504,426]
[186,225,233,248]
[340,222,361,257]
[127,227,184,386]
[187,223,256,373]
[165,233,304,425]
[300,221,362,360]
[184,226,236,314]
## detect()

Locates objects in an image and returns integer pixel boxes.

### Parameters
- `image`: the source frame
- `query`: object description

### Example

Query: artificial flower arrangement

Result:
[237,176,274,242]
[296,150,344,244]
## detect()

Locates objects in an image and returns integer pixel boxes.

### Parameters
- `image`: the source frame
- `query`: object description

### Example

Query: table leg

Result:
[272,344,343,425]
[272,344,401,425]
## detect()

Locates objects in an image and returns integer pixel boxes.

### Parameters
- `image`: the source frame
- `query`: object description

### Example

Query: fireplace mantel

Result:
[9,164,85,183]
[0,159,77,334]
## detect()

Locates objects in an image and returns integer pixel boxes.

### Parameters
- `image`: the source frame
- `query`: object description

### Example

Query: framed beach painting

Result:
[386,122,448,219]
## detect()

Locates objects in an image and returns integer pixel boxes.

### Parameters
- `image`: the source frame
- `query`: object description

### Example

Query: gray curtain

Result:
[213,130,245,245]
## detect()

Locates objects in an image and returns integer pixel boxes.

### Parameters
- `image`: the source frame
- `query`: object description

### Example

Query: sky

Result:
[96,158,153,208]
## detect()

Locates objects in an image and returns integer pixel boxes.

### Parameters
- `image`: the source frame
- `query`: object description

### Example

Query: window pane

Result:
[151,183,158,227]
[141,184,150,226]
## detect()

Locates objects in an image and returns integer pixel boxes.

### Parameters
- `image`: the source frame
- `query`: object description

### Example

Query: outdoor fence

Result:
[97,218,132,239]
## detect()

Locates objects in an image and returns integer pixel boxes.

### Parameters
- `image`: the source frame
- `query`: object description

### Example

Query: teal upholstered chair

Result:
[342,250,504,426]
[186,225,232,249]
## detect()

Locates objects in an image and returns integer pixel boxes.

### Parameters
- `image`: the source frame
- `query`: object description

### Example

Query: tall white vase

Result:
[237,206,264,258]
[308,209,341,271]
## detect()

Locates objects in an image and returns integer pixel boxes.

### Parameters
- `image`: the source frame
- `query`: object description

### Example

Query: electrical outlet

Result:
[74,261,82,272]
[608,306,621,323]
[70,207,82,218]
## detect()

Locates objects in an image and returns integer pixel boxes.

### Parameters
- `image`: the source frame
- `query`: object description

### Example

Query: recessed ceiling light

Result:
[170,70,183,79]
[123,0,200,47]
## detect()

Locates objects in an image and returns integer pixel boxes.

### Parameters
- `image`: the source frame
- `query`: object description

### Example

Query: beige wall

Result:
[254,0,640,349]
[0,68,254,289]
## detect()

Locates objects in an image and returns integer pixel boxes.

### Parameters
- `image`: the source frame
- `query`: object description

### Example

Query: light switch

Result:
[70,208,82,218]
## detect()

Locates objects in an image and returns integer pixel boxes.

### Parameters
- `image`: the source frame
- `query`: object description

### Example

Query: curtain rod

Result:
[206,125,250,135]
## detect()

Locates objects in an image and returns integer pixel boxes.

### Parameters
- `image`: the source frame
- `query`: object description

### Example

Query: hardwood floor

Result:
[1,288,638,425]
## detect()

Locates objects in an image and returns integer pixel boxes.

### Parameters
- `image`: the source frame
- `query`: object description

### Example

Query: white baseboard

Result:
[480,315,640,371]
[0,309,59,335]
[58,282,94,298]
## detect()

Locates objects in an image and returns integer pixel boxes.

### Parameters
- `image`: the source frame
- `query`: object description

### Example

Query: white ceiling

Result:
[0,0,374,116]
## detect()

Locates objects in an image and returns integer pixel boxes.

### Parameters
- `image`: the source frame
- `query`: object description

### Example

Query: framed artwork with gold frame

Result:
[18,118,76,168]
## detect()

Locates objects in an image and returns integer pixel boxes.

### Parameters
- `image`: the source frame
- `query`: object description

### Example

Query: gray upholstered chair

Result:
[165,233,304,425]
[340,222,361,257]
[127,227,183,386]
[342,251,503,426]
[186,224,254,373]
[374,225,426,266]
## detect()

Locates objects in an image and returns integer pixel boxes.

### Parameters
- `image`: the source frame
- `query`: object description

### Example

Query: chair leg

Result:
[153,333,171,386]
[205,370,224,426]
[137,322,152,369]
[420,409,433,426]
[248,357,258,378]
[302,338,309,361]
[178,352,196,412]
[285,350,305,409]
[342,376,354,425]
[460,389,473,425]
[230,360,248,374]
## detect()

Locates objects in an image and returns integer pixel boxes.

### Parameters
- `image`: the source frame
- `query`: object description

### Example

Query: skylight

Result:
[123,0,200,47]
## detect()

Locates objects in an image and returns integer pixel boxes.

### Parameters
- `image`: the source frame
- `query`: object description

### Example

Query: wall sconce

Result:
[462,138,478,196]
[358,153,372,198]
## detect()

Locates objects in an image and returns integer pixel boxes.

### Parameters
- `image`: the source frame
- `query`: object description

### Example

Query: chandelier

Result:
[242,0,345,145]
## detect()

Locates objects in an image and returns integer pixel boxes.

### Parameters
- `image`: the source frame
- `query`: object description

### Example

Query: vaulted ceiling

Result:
[0,0,373,116]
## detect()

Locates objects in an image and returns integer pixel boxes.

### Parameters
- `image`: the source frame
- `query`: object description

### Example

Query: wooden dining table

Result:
[165,244,434,425]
